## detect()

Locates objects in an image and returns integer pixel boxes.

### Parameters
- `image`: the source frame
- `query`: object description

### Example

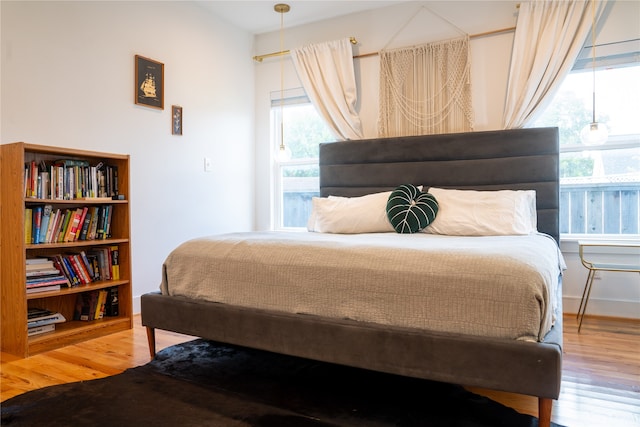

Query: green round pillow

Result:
[386,184,439,233]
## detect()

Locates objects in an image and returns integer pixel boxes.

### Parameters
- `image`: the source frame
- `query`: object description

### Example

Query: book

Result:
[50,255,73,287]
[26,275,68,286]
[94,289,108,320]
[112,165,119,197]
[87,206,100,240]
[74,291,99,321]
[38,170,50,199]
[56,209,73,243]
[68,253,91,284]
[38,204,53,243]
[25,264,56,273]
[88,248,111,280]
[78,209,92,240]
[27,309,66,327]
[103,205,113,238]
[105,287,119,317]
[110,245,120,280]
[27,323,56,336]
[64,254,88,285]
[26,160,37,198]
[64,208,83,242]
[44,208,61,243]
[28,307,54,319]
[24,208,33,244]
[26,284,61,294]
[26,257,52,265]
[25,257,49,264]
[52,208,68,242]
[55,159,90,168]
[71,207,88,241]
[32,206,43,244]
[95,206,106,239]
[79,250,95,279]
[26,268,62,277]
[98,169,106,198]
[55,164,64,199]
[26,259,55,269]
[57,254,81,286]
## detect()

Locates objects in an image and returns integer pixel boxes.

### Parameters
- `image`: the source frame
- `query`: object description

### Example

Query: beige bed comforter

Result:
[160,232,565,342]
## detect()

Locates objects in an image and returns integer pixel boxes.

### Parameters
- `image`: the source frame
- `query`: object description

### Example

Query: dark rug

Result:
[1,339,565,427]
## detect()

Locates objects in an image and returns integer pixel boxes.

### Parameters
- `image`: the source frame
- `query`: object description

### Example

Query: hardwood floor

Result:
[2,314,639,427]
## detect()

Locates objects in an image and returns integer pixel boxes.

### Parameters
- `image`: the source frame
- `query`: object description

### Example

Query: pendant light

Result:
[580,0,608,146]
[276,3,292,161]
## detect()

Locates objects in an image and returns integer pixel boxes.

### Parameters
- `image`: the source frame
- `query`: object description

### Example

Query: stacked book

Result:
[26,258,70,293]
[28,307,66,336]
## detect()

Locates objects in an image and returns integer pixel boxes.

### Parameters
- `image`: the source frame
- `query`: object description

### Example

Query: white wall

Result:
[253,0,640,319]
[1,1,256,310]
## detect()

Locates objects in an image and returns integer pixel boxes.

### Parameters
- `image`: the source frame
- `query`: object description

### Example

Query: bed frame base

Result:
[145,324,553,426]
[142,292,560,427]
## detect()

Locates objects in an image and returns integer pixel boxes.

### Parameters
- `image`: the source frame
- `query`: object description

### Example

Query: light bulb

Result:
[277,143,292,162]
[580,122,608,146]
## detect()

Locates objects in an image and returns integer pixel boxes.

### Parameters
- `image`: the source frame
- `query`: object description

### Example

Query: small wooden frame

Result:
[135,55,164,110]
[172,105,183,135]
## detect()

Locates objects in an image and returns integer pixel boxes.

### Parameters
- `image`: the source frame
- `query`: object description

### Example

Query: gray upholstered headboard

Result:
[319,127,560,243]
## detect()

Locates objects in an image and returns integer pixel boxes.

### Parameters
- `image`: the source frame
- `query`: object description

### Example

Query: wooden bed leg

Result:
[146,326,156,359]
[538,397,552,427]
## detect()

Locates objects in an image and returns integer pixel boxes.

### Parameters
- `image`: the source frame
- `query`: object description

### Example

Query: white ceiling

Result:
[196,1,409,35]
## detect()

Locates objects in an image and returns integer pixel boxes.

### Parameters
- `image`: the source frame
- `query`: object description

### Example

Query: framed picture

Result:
[172,105,183,135]
[135,55,164,109]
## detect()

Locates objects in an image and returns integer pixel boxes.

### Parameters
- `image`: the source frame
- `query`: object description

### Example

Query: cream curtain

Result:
[503,0,608,128]
[290,38,363,140]
[378,36,473,137]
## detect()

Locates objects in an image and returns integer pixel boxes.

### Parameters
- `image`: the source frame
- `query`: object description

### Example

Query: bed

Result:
[141,127,563,427]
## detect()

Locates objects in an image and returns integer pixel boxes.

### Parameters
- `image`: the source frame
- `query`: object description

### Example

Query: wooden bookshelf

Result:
[1,142,133,358]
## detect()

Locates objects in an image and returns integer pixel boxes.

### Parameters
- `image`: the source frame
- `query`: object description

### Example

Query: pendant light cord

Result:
[279,5,286,151]
[591,0,597,124]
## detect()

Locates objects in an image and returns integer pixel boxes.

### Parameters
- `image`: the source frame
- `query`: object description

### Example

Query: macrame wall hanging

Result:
[378,6,474,137]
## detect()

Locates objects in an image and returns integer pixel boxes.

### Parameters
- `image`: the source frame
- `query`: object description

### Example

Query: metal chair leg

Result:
[577,269,594,320]
[577,269,596,332]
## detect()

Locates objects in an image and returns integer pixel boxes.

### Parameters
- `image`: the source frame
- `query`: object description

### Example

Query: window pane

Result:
[535,66,640,143]
[534,65,640,236]
[281,164,319,228]
[282,104,335,160]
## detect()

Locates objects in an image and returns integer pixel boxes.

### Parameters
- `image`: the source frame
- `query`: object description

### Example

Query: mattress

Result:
[160,231,565,342]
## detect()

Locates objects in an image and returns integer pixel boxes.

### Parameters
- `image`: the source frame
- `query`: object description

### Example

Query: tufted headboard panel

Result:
[319,127,560,243]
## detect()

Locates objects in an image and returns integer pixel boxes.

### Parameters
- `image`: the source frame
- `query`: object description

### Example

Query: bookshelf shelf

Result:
[26,238,129,250]
[25,198,129,205]
[26,280,130,300]
[1,142,133,358]
[27,317,132,355]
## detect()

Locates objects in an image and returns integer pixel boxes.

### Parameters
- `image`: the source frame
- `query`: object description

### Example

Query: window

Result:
[533,64,640,236]
[271,91,335,229]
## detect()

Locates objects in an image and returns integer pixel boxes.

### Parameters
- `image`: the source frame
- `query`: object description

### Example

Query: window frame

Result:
[270,89,329,230]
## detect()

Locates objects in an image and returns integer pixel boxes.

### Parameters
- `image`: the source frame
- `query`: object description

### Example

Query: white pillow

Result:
[423,188,537,236]
[307,191,395,233]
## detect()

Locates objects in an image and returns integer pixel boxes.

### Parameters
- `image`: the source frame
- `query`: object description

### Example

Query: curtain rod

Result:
[253,37,358,62]
[252,27,515,62]
[354,26,516,59]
